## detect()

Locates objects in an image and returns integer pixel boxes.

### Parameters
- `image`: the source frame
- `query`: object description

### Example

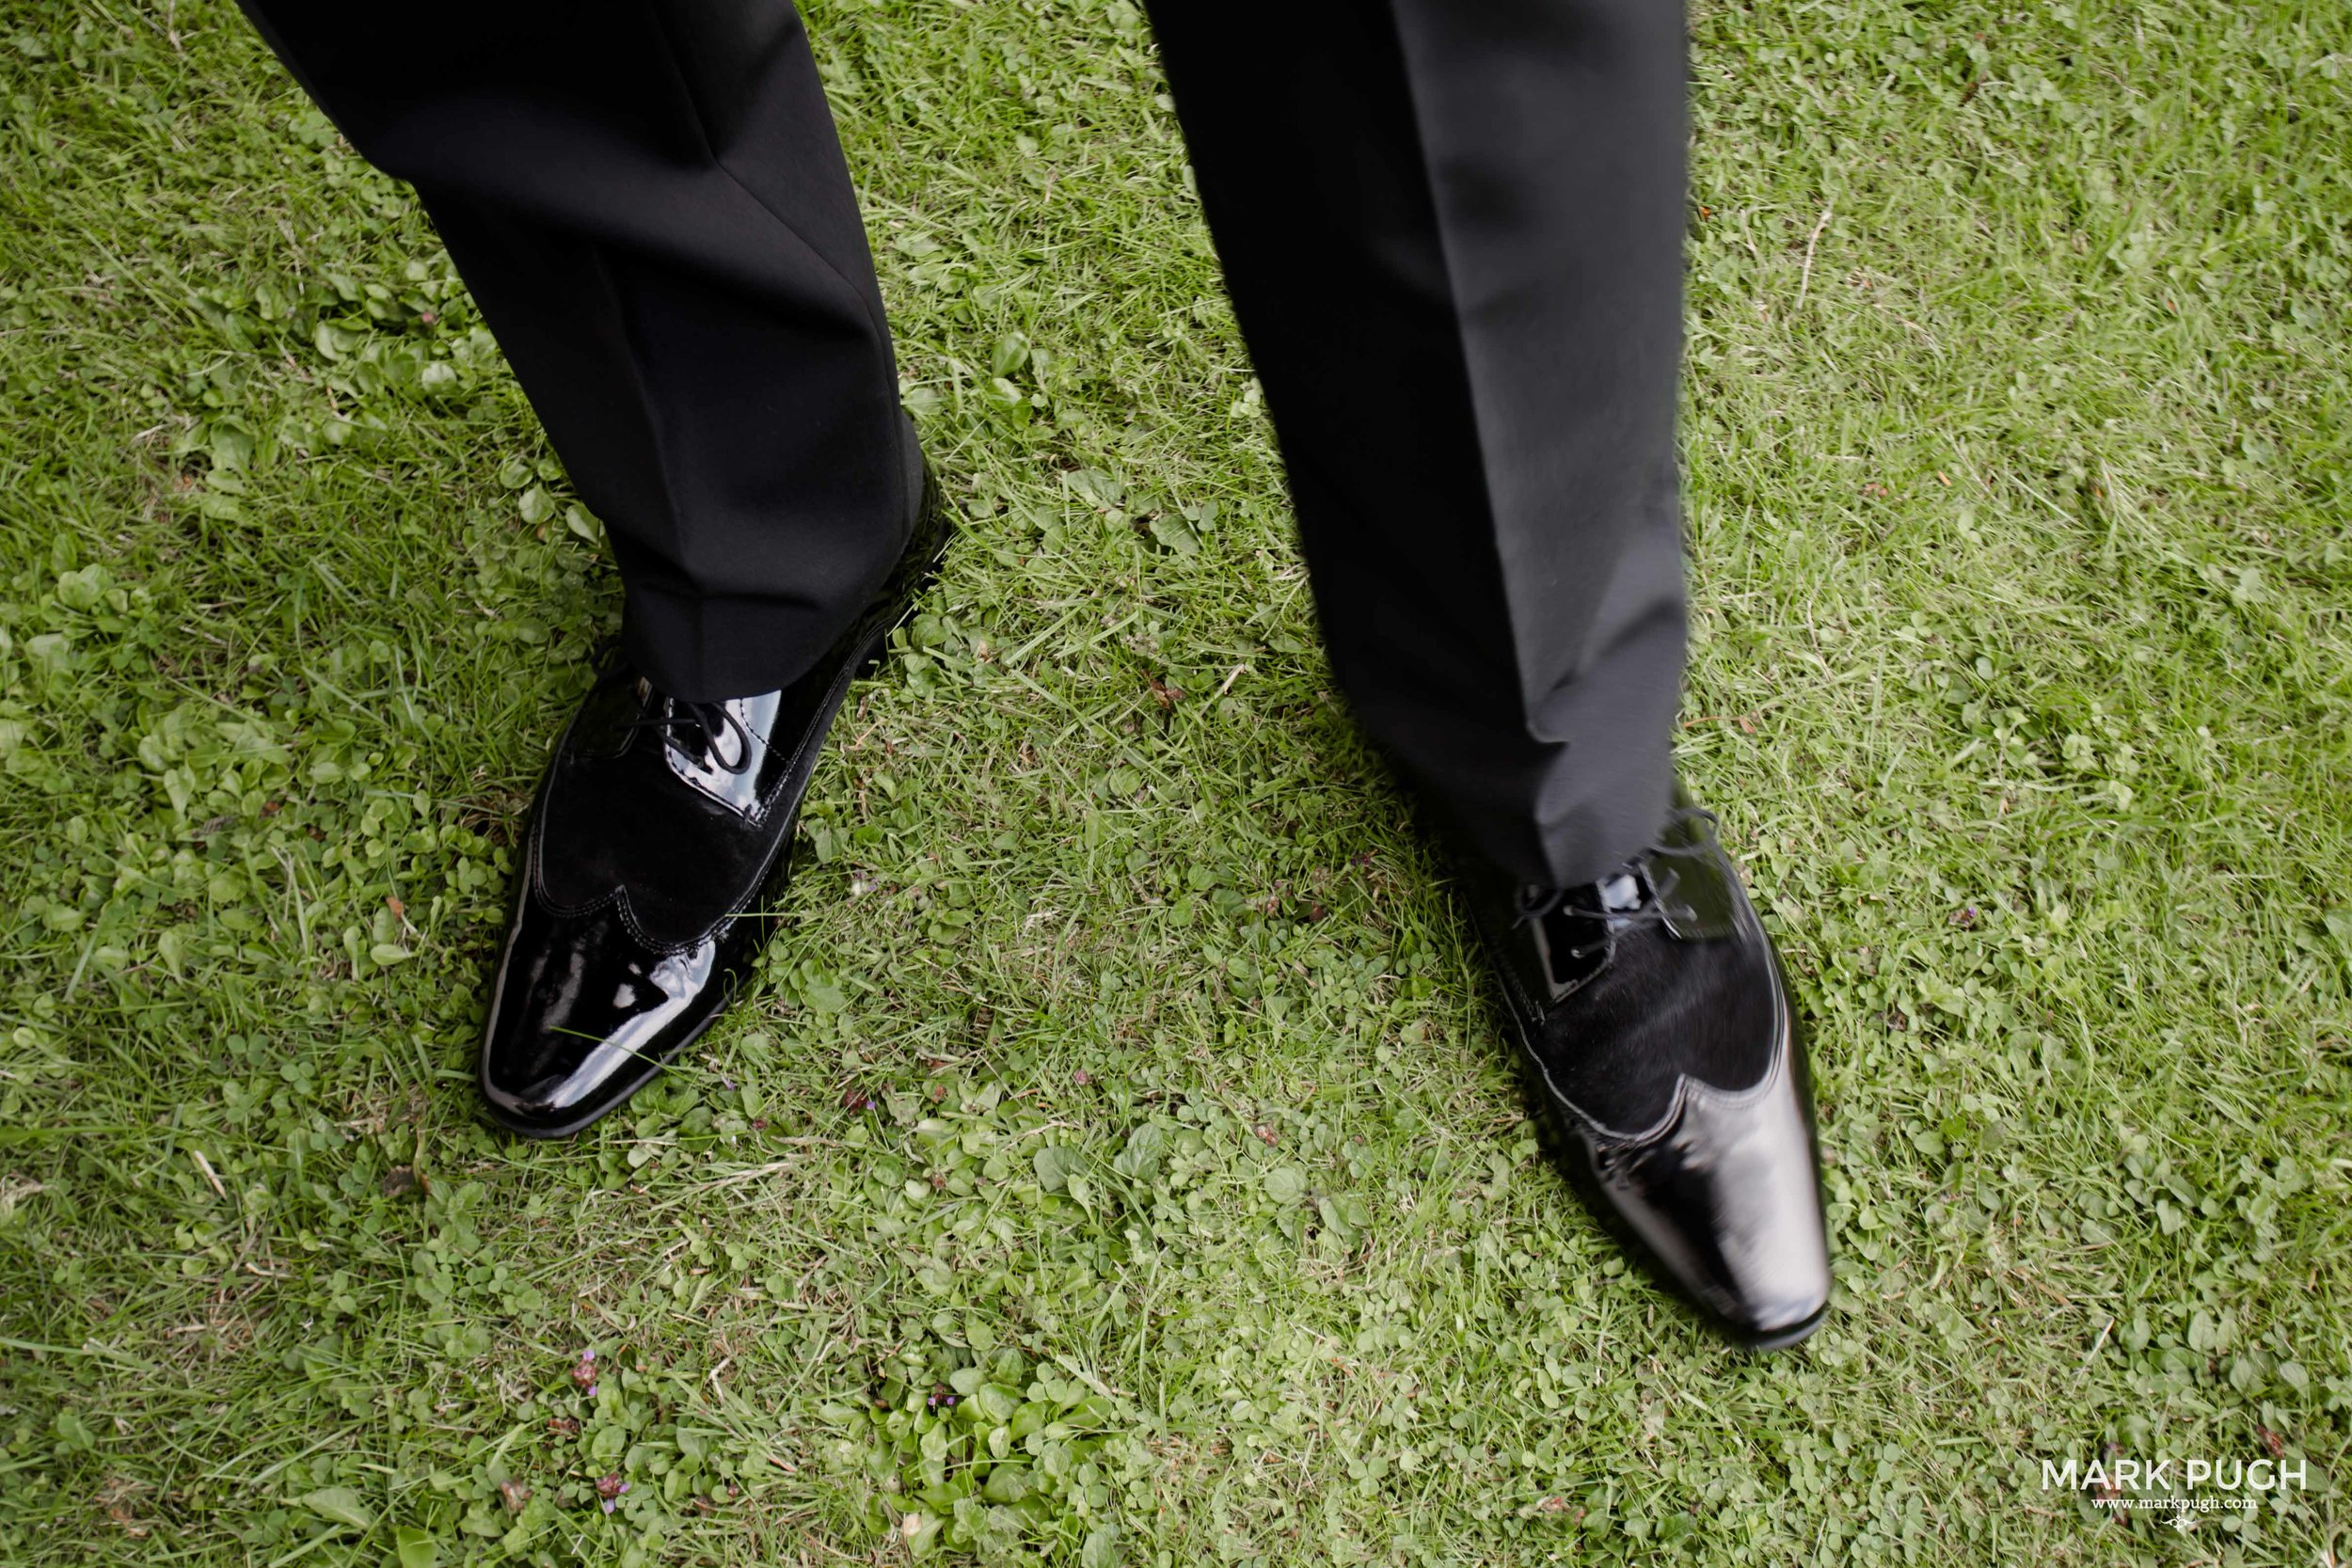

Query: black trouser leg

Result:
[236,0,913,703]
[245,0,1687,882]
[1146,0,1691,887]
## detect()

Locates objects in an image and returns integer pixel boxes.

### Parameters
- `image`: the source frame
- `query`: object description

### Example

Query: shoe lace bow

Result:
[1512,804,1718,963]
[589,639,756,775]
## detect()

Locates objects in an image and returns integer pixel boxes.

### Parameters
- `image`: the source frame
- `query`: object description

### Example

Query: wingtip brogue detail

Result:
[477,466,950,1138]
[1474,795,1832,1349]
[1570,961,1830,1346]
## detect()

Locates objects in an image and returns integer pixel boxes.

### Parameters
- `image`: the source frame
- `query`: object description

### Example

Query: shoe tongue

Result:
[1596,870,1647,915]
[1524,871,1650,996]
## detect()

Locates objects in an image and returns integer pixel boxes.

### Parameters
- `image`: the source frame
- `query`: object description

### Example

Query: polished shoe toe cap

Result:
[1582,1003,1831,1347]
[479,891,732,1138]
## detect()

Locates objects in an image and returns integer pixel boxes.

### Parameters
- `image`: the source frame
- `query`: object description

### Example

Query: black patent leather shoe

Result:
[478,470,951,1137]
[1468,795,1831,1348]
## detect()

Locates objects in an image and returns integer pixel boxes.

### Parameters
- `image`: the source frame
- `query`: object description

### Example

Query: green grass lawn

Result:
[2,0,2348,1562]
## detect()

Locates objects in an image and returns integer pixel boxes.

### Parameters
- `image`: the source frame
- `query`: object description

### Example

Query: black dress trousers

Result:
[239,0,1691,890]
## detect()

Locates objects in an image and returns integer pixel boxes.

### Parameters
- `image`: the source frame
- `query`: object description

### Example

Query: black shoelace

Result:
[628,698,753,773]
[1513,804,1718,963]
[588,640,755,775]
